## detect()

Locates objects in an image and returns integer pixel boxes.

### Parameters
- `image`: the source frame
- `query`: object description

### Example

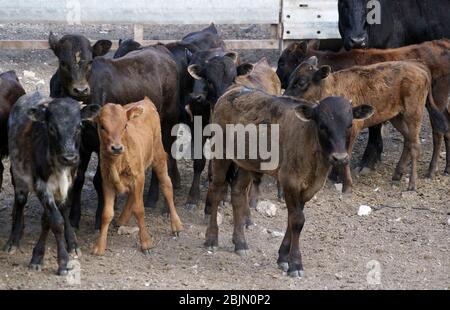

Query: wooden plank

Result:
[282,0,340,39]
[0,0,280,24]
[0,39,280,50]
[283,22,340,39]
[133,24,144,43]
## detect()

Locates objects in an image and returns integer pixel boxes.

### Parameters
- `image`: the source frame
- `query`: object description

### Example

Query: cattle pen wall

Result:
[0,0,341,50]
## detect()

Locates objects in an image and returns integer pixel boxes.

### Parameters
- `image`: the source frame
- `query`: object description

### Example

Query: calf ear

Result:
[48,32,59,55]
[126,106,144,120]
[294,104,315,122]
[352,104,374,120]
[307,39,320,51]
[188,64,204,80]
[224,51,239,64]
[118,39,123,46]
[313,65,331,81]
[287,42,307,55]
[27,105,47,122]
[92,40,112,57]
[237,63,254,76]
[81,104,101,121]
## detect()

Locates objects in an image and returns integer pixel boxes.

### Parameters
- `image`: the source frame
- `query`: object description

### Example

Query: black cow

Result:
[69,46,180,229]
[5,92,99,275]
[0,71,26,191]
[48,32,112,100]
[338,0,450,171]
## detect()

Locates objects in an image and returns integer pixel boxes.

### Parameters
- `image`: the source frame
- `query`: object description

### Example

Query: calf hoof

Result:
[392,173,403,182]
[425,172,435,179]
[57,267,69,276]
[141,248,152,256]
[204,238,218,251]
[288,270,305,278]
[91,245,105,256]
[235,249,250,257]
[444,169,450,176]
[245,217,254,228]
[69,246,82,258]
[358,166,373,176]
[29,263,42,272]
[278,262,289,272]
[407,185,417,192]
[3,243,18,255]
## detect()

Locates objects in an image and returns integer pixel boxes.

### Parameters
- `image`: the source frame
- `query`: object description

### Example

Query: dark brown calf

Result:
[206,89,372,277]
[285,58,448,192]
[0,71,25,191]
[93,98,183,255]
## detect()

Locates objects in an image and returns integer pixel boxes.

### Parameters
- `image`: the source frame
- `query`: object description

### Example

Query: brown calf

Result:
[206,89,372,277]
[93,98,183,255]
[277,39,450,176]
[285,58,448,193]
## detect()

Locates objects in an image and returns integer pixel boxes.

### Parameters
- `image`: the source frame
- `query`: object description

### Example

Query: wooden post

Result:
[133,24,144,44]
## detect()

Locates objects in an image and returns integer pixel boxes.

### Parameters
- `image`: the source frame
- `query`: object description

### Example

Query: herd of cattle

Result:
[0,1,449,278]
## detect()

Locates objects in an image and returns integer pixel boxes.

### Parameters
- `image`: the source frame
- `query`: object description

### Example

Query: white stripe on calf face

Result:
[47,168,73,203]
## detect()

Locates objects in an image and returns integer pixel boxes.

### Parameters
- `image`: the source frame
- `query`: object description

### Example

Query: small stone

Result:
[395,217,402,222]
[117,226,139,235]
[23,70,36,79]
[358,205,372,216]
[447,218,450,226]
[256,200,277,217]
[267,229,284,238]
[144,282,150,287]
[334,183,343,192]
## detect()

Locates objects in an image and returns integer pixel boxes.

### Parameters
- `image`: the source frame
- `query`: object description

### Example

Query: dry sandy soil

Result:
[0,24,448,290]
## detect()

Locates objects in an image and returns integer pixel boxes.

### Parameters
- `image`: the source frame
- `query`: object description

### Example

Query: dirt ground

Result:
[0,24,448,290]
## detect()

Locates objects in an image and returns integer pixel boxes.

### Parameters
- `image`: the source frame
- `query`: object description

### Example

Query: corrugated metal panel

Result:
[283,0,340,39]
[0,0,280,24]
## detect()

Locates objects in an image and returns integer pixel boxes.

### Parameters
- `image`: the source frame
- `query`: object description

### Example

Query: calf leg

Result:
[0,160,3,191]
[68,149,92,229]
[230,170,253,256]
[92,182,115,256]
[426,129,443,179]
[284,189,305,278]
[342,129,359,194]
[93,165,104,230]
[35,181,69,275]
[62,203,81,256]
[277,218,292,272]
[391,114,422,190]
[4,189,28,254]
[154,154,183,235]
[359,124,383,170]
[29,212,50,271]
[131,176,153,253]
[445,133,450,175]
[205,159,232,249]
[145,171,160,209]
[185,157,206,209]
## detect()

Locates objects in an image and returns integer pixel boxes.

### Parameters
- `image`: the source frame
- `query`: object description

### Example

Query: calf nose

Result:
[73,85,90,96]
[60,153,79,165]
[191,94,205,102]
[111,145,124,154]
[330,153,349,165]
[350,36,366,48]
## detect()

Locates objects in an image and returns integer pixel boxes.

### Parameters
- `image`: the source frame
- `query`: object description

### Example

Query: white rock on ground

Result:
[357,205,372,216]
[266,229,284,238]
[117,226,139,235]
[334,183,343,192]
[256,200,277,217]
[447,218,450,226]
[23,70,36,79]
